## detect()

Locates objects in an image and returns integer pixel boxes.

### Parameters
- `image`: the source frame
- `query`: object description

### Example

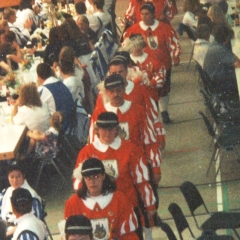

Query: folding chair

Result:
[168,203,195,240]
[179,181,240,239]
[177,23,197,70]
[160,222,178,240]
[199,111,240,177]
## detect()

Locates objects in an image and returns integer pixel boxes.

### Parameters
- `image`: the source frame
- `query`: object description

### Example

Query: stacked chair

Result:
[196,62,240,177]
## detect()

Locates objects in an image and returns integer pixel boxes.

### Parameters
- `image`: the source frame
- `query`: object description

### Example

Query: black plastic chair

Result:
[160,222,178,240]
[168,203,195,240]
[199,111,240,177]
[179,181,240,239]
[177,23,197,69]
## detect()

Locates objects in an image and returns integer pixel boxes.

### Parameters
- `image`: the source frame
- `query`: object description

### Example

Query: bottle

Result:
[6,88,11,106]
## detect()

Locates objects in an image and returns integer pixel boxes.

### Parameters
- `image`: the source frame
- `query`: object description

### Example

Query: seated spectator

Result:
[92,0,111,36]
[64,158,139,240]
[10,188,47,240]
[36,63,74,132]
[44,26,62,68]
[3,8,31,48]
[203,24,240,101]
[193,24,211,67]
[15,0,39,34]
[218,0,234,27]
[0,20,9,33]
[64,215,93,240]
[207,3,234,48]
[0,161,43,228]
[182,0,201,32]
[25,111,63,159]
[58,46,89,142]
[11,83,50,132]
[74,1,100,33]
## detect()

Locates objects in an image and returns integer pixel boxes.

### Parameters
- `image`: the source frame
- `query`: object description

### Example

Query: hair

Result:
[4,31,16,43]
[94,124,120,138]
[0,29,6,37]
[218,0,228,14]
[75,1,87,14]
[109,59,128,70]
[77,174,116,199]
[92,0,105,10]
[60,18,82,41]
[197,13,213,31]
[123,34,147,53]
[48,26,60,45]
[0,20,9,29]
[59,46,75,74]
[183,0,200,13]
[3,8,16,21]
[18,83,42,108]
[11,188,33,215]
[213,23,232,44]
[50,112,64,132]
[37,63,55,79]
[19,0,33,11]
[196,24,210,40]
[76,15,89,27]
[207,3,227,24]
[7,161,26,176]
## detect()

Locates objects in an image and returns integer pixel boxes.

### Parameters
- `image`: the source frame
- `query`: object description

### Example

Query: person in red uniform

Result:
[96,55,166,150]
[74,112,157,239]
[90,74,161,183]
[65,158,139,240]
[124,0,178,25]
[124,2,181,124]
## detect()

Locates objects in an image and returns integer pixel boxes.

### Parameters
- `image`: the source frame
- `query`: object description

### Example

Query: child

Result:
[26,111,63,159]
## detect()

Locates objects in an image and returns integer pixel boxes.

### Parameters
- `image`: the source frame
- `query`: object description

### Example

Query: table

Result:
[0,102,26,161]
[231,26,240,99]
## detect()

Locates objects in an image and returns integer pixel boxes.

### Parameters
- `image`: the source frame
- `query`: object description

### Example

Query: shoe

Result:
[161,111,170,124]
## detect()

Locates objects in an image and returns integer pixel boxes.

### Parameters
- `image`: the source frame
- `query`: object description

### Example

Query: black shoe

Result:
[161,111,170,124]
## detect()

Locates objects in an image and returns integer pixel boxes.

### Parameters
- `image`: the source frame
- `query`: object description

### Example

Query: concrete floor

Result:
[35,0,240,239]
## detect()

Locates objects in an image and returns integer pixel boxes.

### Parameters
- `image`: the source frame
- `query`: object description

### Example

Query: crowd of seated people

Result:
[4,0,240,239]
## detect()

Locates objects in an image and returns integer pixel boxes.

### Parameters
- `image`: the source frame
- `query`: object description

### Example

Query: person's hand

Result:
[24,18,33,29]
[153,173,161,185]
[173,56,180,66]
[159,141,165,150]
[147,209,157,225]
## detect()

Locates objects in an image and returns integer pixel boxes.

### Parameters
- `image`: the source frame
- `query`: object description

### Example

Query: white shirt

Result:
[94,11,111,27]
[182,11,197,32]
[13,103,50,132]
[12,213,47,240]
[193,38,210,68]
[38,76,59,115]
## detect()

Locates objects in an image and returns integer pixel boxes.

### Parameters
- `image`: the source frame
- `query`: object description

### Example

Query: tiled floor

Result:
[34,0,240,239]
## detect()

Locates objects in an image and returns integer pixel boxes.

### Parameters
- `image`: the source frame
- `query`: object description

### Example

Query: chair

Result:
[177,23,197,70]
[41,199,53,240]
[199,111,240,177]
[160,222,178,240]
[168,203,195,240]
[179,181,240,239]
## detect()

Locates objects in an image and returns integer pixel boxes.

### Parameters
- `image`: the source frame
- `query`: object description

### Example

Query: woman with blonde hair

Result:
[11,83,50,132]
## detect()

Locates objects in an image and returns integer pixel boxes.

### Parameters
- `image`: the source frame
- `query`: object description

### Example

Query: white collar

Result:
[93,136,121,152]
[43,76,59,85]
[139,19,159,31]
[125,80,134,95]
[16,213,34,224]
[130,52,148,64]
[82,193,113,210]
[48,127,58,135]
[104,100,131,114]
[195,39,210,45]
